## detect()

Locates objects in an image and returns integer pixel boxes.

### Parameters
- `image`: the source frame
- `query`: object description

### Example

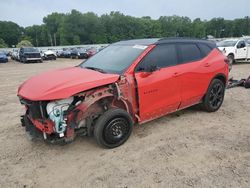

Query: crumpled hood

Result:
[18,66,119,101]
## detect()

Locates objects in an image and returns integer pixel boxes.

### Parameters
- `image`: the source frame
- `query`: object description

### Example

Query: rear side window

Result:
[198,43,213,57]
[136,44,177,71]
[178,43,202,64]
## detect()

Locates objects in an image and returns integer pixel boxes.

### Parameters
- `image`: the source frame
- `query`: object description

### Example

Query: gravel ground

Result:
[0,59,249,188]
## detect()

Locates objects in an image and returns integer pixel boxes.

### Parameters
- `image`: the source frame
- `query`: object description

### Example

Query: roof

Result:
[113,38,160,46]
[113,37,216,48]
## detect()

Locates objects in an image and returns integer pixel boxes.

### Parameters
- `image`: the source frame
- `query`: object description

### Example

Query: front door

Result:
[235,41,247,59]
[134,44,181,122]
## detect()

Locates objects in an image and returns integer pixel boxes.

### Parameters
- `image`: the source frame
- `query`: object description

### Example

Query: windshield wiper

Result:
[84,66,106,73]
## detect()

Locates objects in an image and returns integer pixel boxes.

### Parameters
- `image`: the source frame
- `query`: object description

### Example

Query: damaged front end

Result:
[19,85,115,144]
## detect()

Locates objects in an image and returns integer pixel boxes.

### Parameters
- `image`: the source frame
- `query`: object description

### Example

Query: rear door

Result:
[134,44,181,122]
[176,43,211,108]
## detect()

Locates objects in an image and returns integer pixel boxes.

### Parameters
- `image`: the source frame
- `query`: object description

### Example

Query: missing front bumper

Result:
[20,115,75,144]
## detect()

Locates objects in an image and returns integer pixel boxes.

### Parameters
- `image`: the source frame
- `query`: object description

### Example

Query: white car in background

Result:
[217,38,250,71]
[40,50,57,60]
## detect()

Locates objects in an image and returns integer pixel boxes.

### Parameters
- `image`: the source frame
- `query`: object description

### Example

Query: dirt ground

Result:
[0,59,249,188]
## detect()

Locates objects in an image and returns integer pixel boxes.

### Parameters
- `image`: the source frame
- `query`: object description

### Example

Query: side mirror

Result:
[146,65,160,72]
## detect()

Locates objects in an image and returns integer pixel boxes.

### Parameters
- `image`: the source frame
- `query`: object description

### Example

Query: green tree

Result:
[0,21,23,47]
[43,12,65,46]
[0,38,8,48]
[16,40,33,48]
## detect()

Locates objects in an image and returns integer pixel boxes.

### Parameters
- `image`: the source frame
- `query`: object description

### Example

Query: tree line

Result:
[0,10,250,48]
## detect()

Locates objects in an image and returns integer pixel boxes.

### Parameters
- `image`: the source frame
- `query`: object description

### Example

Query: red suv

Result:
[18,38,229,148]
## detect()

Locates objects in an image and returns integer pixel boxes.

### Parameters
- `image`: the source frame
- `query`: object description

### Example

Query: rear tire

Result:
[201,79,225,112]
[94,108,133,148]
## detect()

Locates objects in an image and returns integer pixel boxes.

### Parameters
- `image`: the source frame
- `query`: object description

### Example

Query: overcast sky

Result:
[0,0,249,27]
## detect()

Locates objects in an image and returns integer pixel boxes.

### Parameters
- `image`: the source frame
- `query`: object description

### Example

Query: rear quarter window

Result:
[178,43,202,64]
[198,43,213,57]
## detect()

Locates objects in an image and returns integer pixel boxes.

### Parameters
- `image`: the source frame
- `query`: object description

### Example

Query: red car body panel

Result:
[18,67,119,101]
[124,47,228,123]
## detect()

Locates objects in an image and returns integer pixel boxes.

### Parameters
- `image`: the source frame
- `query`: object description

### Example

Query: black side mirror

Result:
[146,65,160,72]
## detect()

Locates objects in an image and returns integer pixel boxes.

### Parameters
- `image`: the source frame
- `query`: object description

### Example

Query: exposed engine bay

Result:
[19,83,131,144]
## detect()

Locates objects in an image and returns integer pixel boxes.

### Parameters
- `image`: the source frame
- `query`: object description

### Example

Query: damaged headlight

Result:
[46,97,74,137]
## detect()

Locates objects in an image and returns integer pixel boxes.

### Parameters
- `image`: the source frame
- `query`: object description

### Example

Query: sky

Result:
[0,0,249,27]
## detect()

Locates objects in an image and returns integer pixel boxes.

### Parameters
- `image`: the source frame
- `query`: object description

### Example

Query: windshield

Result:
[217,40,237,47]
[80,45,147,74]
[0,52,5,56]
[23,48,39,53]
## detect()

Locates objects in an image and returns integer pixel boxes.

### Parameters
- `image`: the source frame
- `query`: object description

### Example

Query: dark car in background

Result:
[70,48,88,59]
[0,51,8,63]
[58,49,72,58]
[19,47,42,63]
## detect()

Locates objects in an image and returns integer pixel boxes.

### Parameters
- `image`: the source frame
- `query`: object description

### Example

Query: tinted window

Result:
[198,43,213,57]
[178,44,202,64]
[136,44,177,72]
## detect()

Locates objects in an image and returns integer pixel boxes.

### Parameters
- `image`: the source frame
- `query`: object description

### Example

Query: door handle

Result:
[204,63,211,67]
[172,72,180,77]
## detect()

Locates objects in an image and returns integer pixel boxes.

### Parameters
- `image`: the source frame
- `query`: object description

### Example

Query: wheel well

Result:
[214,74,226,86]
[228,53,234,58]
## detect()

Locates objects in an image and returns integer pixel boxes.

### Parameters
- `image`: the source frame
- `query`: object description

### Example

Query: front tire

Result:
[94,108,133,148]
[201,79,225,112]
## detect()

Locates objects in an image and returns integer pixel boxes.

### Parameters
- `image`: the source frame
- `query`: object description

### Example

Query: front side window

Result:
[80,45,146,74]
[237,41,246,48]
[178,44,202,64]
[136,44,177,72]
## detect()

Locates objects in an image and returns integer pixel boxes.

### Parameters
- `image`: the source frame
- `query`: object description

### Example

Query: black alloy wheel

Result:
[209,82,224,109]
[201,79,225,112]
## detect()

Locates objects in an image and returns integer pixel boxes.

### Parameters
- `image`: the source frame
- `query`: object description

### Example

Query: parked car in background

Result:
[11,49,20,61]
[59,49,72,58]
[19,47,42,63]
[70,48,88,59]
[56,50,64,58]
[217,38,250,70]
[0,51,8,63]
[41,50,57,60]
[83,48,97,59]
[245,38,250,45]
[18,38,229,148]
